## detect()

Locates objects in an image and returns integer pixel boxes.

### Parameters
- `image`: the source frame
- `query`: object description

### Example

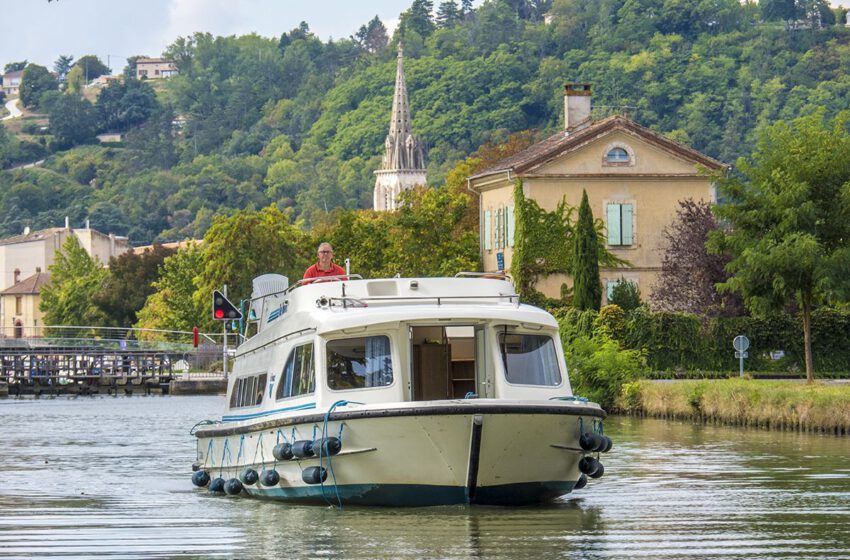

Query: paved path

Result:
[2,97,23,120]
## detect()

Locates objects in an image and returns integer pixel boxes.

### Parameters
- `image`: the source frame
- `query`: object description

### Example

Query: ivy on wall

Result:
[511,179,627,306]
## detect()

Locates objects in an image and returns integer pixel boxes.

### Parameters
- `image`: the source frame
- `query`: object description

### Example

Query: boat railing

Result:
[454,271,513,281]
[319,293,521,309]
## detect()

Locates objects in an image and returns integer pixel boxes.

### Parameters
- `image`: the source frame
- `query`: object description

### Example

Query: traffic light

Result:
[212,290,242,321]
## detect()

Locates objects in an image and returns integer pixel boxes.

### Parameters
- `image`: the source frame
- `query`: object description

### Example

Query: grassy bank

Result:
[617,379,850,435]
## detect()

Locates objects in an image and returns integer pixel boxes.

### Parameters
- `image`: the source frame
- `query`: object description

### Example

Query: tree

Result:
[53,55,74,82]
[194,205,307,318]
[572,190,602,311]
[711,110,850,383]
[97,78,159,131]
[4,61,27,73]
[19,64,58,109]
[651,199,741,317]
[72,55,111,82]
[92,244,176,327]
[399,0,436,38]
[355,16,389,53]
[48,95,98,148]
[436,1,462,27]
[40,236,108,328]
[608,279,642,311]
[136,244,207,335]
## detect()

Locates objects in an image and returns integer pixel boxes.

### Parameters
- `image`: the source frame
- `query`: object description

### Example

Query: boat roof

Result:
[239,276,557,355]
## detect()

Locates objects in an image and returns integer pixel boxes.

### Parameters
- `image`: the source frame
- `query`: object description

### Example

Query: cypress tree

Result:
[572,189,601,310]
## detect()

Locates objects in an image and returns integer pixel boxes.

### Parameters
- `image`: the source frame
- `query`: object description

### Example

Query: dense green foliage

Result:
[5,0,850,243]
[40,236,108,329]
[556,304,850,373]
[711,110,850,381]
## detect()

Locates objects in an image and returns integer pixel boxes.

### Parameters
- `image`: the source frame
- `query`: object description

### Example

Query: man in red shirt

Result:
[303,242,346,282]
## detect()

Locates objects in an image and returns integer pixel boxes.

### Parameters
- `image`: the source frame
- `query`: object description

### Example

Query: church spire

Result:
[373,43,427,211]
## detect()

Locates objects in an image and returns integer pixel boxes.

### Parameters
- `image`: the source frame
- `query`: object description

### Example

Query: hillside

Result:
[1,0,849,244]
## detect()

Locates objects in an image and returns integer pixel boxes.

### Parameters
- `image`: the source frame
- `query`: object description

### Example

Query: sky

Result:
[0,0,426,73]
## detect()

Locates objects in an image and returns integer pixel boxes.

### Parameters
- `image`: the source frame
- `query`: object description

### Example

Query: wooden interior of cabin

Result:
[410,325,477,401]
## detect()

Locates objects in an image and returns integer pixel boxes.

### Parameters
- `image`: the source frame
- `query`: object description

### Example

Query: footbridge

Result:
[0,326,232,396]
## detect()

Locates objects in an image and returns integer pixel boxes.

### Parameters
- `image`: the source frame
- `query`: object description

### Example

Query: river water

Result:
[1,395,849,559]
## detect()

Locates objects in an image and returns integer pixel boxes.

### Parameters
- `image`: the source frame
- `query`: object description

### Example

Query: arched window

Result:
[606,147,630,163]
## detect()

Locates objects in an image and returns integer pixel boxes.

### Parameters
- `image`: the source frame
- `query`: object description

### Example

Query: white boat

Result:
[191,273,611,506]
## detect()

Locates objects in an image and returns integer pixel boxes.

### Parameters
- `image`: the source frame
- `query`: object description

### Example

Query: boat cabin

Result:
[222,276,571,422]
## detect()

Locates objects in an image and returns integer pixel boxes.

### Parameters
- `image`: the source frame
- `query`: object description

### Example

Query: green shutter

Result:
[607,204,620,245]
[484,210,492,250]
[622,204,633,245]
[507,206,515,247]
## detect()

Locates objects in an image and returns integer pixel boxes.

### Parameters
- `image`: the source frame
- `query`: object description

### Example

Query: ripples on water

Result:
[1,397,849,559]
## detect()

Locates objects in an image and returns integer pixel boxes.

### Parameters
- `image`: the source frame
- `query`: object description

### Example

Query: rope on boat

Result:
[252,432,265,468]
[318,399,363,509]
[189,419,220,436]
[203,439,214,470]
[236,434,246,465]
[219,438,233,478]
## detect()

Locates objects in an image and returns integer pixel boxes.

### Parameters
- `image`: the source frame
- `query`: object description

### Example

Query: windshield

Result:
[498,332,562,386]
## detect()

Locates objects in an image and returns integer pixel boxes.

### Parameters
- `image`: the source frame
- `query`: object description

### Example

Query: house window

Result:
[607,203,634,246]
[276,343,315,399]
[606,147,630,163]
[16,296,22,315]
[13,269,20,283]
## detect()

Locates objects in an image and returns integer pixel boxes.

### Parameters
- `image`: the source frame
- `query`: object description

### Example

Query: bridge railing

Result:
[0,326,232,377]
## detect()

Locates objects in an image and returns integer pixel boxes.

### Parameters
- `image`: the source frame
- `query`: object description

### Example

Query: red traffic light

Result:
[212,290,242,321]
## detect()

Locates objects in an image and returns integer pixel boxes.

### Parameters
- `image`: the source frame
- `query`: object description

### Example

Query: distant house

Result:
[130,239,202,255]
[1,271,50,338]
[0,221,131,337]
[2,69,24,96]
[136,58,177,80]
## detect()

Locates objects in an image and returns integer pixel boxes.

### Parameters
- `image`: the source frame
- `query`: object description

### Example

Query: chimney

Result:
[85,218,90,230]
[564,83,592,131]
[23,226,30,235]
[65,216,70,229]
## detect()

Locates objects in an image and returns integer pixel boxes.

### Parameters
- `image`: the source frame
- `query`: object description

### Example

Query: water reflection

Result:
[0,396,849,559]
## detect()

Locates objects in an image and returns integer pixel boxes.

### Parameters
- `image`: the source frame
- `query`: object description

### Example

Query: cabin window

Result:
[498,332,562,386]
[229,373,268,408]
[327,335,393,390]
[276,343,315,399]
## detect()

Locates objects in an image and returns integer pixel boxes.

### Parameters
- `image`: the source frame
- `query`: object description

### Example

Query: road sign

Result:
[733,335,750,352]
[734,351,748,359]
[496,252,505,271]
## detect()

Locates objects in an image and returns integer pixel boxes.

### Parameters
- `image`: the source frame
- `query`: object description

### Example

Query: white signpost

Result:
[733,335,750,378]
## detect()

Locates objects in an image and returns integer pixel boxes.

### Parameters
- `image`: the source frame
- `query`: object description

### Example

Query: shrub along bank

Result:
[616,379,850,435]
[555,306,850,374]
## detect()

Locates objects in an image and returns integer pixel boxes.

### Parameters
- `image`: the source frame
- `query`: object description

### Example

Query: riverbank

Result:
[617,379,850,435]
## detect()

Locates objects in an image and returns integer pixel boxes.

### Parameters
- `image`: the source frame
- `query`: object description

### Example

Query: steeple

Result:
[374,44,427,211]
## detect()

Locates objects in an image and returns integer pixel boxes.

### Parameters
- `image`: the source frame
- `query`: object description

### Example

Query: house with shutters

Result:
[467,83,725,303]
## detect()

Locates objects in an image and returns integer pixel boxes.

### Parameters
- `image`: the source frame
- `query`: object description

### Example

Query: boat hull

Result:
[194,402,605,506]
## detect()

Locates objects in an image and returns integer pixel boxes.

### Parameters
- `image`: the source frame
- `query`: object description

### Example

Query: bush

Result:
[609,279,641,311]
[562,333,648,410]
